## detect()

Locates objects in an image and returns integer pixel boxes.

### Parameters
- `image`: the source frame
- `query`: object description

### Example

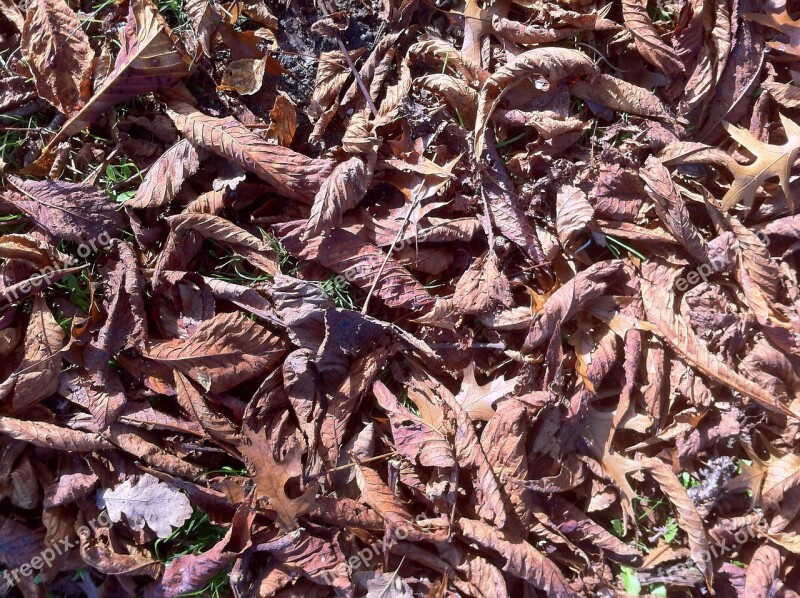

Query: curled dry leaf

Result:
[21,0,94,115]
[474,47,598,156]
[32,0,191,169]
[643,458,713,589]
[126,139,201,209]
[457,518,573,597]
[621,0,684,77]
[167,101,335,201]
[145,311,285,392]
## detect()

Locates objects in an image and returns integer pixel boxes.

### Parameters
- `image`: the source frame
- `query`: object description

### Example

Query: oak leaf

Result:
[97,473,193,539]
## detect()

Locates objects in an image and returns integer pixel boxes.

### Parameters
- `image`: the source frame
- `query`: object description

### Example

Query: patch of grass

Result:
[153,509,226,563]
[195,465,249,480]
[207,254,272,284]
[0,115,49,169]
[154,0,192,32]
[619,565,641,595]
[321,274,356,309]
[52,272,93,331]
[679,471,701,490]
[270,235,300,275]
[0,214,26,236]
[176,569,230,598]
[100,160,142,204]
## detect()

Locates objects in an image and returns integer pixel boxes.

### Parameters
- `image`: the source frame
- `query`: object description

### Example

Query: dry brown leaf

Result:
[474,48,598,156]
[266,92,297,147]
[167,101,334,201]
[239,427,318,531]
[457,518,573,597]
[621,0,684,77]
[452,252,512,315]
[127,139,201,209]
[21,0,94,115]
[145,311,285,392]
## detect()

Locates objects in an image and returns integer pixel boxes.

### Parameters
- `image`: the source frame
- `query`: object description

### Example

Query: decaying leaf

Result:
[21,0,94,115]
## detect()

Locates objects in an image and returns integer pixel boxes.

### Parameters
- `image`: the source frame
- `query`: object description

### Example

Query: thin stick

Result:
[336,35,379,118]
[306,451,398,479]
[361,197,420,314]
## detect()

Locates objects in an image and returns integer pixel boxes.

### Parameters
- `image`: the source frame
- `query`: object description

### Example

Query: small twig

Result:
[335,35,379,118]
[377,557,406,598]
[305,451,399,479]
[362,198,420,314]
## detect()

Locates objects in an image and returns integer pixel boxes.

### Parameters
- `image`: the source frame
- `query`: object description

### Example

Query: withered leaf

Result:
[34,0,190,166]
[239,427,318,531]
[7,295,63,411]
[145,311,285,392]
[167,101,335,201]
[457,518,573,597]
[721,114,800,213]
[21,0,94,115]
[621,0,684,77]
[127,139,201,209]
[5,176,122,244]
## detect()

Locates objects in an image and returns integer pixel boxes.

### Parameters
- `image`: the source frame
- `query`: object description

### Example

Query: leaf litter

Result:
[1,0,800,596]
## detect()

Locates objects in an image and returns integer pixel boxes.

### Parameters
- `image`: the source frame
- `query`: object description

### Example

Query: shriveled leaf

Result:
[127,139,201,209]
[167,100,334,201]
[474,47,597,155]
[457,518,573,597]
[145,311,285,392]
[5,176,122,244]
[21,0,94,115]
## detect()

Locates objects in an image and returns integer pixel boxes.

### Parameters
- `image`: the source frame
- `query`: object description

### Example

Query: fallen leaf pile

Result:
[2,0,800,596]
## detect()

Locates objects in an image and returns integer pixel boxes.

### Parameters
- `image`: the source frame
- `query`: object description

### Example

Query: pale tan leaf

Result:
[555,184,594,252]
[97,473,193,539]
[721,113,800,212]
[453,362,517,422]
[219,57,267,95]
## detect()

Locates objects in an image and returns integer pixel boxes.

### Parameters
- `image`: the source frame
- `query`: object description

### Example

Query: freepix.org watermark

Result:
[1,231,112,304]
[2,510,110,587]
